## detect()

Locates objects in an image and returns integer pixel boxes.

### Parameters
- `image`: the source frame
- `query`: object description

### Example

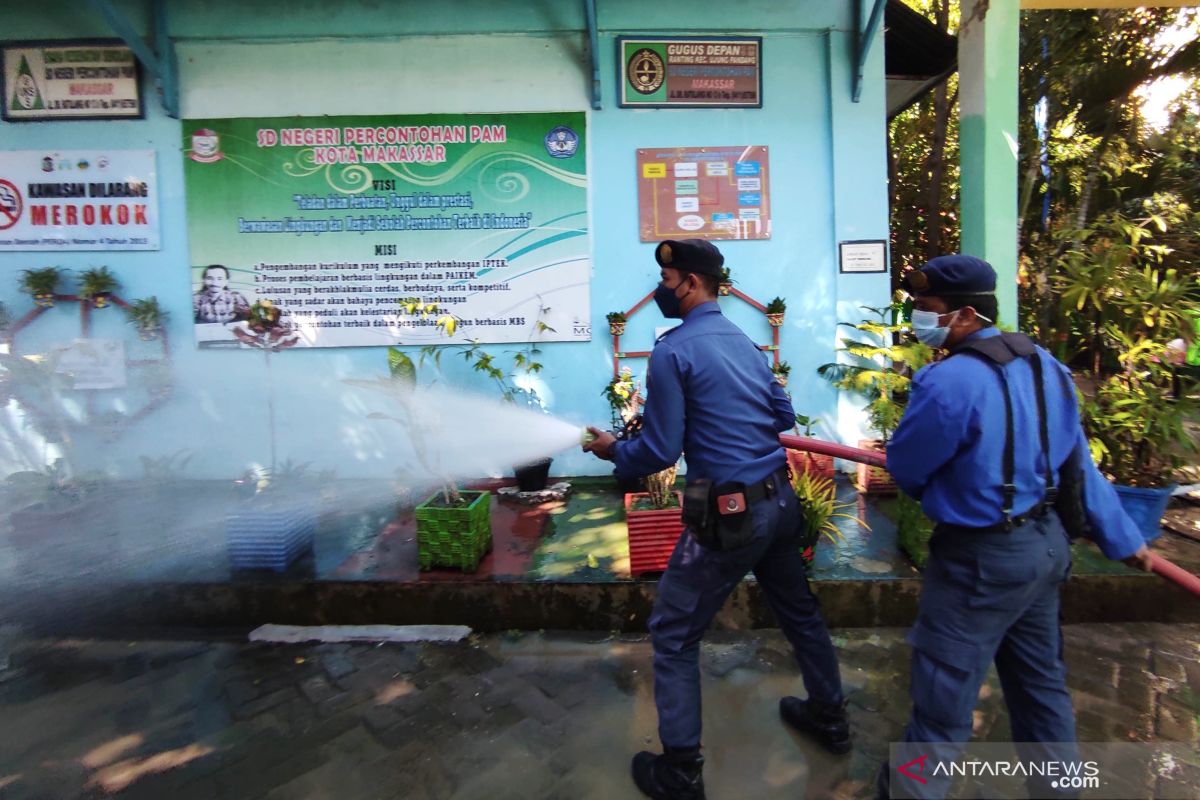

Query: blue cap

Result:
[903,254,997,296]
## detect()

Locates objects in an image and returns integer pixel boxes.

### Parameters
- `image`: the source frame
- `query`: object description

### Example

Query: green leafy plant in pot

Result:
[1079,332,1198,539]
[625,461,682,576]
[453,304,557,492]
[817,303,933,494]
[346,300,493,571]
[603,367,645,494]
[790,470,865,569]
[123,296,169,341]
[385,346,493,570]
[20,267,64,307]
[766,296,787,327]
[1054,212,1200,540]
[718,266,734,296]
[771,360,791,387]
[78,266,119,309]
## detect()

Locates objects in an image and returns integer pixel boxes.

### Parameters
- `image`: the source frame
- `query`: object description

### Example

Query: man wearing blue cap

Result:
[583,239,848,800]
[881,254,1153,798]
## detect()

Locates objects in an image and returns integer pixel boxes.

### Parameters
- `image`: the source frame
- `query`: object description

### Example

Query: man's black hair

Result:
[693,271,721,296]
[945,293,998,326]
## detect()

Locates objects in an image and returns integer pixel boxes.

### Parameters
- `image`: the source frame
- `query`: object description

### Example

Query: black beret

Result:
[655,239,725,278]
[903,254,997,296]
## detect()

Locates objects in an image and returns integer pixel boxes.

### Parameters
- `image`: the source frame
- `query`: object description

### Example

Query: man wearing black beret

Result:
[584,239,848,799]
[881,254,1152,798]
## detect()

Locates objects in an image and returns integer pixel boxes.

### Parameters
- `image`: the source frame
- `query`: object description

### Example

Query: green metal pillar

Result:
[959,0,1020,324]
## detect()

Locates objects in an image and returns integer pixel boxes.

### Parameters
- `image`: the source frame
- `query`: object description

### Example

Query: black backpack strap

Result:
[953,331,1037,365]
[951,332,1045,526]
[996,367,1017,525]
[1027,351,1057,501]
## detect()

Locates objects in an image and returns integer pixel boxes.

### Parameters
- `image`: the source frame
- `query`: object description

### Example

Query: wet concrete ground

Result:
[0,624,1196,799]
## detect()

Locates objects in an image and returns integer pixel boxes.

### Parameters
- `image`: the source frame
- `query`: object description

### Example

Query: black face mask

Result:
[654,277,688,319]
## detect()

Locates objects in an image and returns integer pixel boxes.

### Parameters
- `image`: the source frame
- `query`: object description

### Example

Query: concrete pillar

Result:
[958,0,1020,324]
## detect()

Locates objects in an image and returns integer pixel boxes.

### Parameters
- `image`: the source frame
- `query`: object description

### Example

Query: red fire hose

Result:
[779,434,888,468]
[780,434,1200,598]
[1149,554,1200,598]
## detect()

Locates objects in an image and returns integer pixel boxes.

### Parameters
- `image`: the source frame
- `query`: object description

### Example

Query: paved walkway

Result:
[0,624,1196,799]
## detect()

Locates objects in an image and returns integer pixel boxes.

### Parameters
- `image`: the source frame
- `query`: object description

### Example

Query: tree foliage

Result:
[889,0,960,286]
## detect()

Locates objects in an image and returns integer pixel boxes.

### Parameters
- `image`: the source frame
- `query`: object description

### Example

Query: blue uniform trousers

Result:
[648,469,845,750]
[897,512,1079,799]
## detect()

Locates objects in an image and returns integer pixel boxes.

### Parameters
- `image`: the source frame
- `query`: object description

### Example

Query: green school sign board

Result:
[182,112,590,349]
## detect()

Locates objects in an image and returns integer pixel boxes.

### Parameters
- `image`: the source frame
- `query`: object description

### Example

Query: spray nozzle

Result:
[580,428,597,447]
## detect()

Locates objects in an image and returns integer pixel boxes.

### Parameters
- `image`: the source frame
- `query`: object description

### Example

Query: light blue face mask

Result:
[911,308,992,347]
[911,309,957,347]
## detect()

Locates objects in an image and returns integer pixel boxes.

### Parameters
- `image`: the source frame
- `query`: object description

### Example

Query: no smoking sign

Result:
[0,179,22,230]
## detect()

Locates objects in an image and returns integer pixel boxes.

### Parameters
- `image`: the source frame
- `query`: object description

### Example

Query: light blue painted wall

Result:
[0,1,888,480]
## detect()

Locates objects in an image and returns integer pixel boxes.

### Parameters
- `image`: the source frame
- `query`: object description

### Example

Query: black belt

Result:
[937,500,1053,535]
[744,467,788,504]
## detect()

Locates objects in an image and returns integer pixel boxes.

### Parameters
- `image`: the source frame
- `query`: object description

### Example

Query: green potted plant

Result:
[788,413,836,480]
[1080,333,1197,540]
[817,303,934,494]
[718,266,734,296]
[1054,212,1200,540]
[791,470,865,569]
[347,342,493,571]
[78,266,119,308]
[20,267,63,307]
[766,296,787,327]
[626,462,682,577]
[771,360,791,387]
[606,311,627,336]
[123,296,169,340]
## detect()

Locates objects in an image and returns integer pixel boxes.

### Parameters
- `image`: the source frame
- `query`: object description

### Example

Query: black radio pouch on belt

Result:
[713,482,754,550]
[682,479,755,550]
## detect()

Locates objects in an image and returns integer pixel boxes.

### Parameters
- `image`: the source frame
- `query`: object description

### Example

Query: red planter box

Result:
[625,492,685,577]
[786,449,836,481]
[855,439,897,495]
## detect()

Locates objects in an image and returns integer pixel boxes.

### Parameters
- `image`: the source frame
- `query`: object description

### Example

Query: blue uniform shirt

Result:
[887,327,1144,560]
[613,302,794,486]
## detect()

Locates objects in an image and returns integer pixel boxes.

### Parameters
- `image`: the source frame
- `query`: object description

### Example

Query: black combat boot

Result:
[631,747,706,800]
[780,696,852,755]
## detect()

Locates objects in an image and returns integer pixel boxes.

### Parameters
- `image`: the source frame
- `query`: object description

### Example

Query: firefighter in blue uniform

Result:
[584,239,849,800]
[880,255,1153,799]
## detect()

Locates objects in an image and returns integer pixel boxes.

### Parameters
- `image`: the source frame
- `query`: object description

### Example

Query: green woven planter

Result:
[414,490,492,571]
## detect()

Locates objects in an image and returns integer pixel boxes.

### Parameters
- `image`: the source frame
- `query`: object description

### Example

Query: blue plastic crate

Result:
[226,501,317,572]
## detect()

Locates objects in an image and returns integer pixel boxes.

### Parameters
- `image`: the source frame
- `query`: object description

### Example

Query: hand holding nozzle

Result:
[582,426,617,461]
